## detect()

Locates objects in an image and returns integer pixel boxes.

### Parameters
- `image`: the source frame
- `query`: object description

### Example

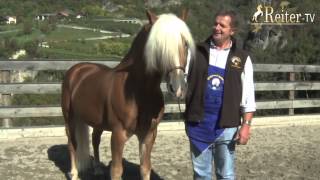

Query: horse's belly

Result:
[73,103,105,125]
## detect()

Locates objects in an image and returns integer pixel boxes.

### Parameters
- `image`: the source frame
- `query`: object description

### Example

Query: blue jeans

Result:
[190,127,237,180]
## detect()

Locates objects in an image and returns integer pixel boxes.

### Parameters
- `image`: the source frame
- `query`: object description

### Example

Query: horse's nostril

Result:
[170,85,175,95]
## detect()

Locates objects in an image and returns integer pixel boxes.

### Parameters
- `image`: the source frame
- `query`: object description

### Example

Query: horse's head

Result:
[144,10,195,99]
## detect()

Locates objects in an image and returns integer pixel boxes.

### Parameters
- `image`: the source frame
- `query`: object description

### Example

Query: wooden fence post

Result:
[0,70,12,128]
[289,72,295,115]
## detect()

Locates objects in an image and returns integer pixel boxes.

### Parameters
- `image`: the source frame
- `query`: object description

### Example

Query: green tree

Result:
[22,19,33,35]
[40,22,51,34]
[24,39,39,57]
[82,5,105,16]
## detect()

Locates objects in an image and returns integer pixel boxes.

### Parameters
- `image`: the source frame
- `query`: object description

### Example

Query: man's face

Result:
[212,15,235,45]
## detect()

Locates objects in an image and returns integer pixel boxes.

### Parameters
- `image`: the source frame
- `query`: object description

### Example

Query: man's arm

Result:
[236,56,256,145]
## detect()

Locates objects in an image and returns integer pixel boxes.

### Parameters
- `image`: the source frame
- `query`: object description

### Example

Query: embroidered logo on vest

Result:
[207,74,224,90]
[231,56,242,69]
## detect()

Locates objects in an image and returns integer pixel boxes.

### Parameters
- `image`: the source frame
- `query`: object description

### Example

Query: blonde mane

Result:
[145,13,195,73]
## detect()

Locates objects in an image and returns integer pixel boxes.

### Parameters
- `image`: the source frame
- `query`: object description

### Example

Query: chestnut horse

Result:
[61,11,195,180]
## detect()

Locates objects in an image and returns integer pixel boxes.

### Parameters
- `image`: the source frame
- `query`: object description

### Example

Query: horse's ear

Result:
[180,8,189,21]
[146,10,157,24]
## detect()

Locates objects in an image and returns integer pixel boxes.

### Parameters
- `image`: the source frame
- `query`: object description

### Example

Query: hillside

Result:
[0,0,319,62]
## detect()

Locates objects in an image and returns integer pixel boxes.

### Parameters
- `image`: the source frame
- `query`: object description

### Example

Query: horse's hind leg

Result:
[92,128,103,175]
[110,130,128,180]
[62,85,77,179]
[65,121,79,180]
[62,91,79,179]
[138,119,159,180]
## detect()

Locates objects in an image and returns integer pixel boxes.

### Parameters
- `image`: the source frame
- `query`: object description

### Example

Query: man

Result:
[185,10,256,180]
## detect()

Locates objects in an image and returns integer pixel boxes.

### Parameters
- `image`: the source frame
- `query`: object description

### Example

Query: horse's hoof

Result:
[72,176,80,180]
[68,172,79,180]
[94,166,104,176]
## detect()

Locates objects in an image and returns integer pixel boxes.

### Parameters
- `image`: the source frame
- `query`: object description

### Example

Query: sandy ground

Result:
[0,122,320,180]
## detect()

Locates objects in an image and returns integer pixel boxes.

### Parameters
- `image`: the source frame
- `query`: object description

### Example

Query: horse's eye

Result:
[184,43,189,51]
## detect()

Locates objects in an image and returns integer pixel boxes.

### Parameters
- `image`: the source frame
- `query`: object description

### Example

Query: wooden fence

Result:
[0,60,320,127]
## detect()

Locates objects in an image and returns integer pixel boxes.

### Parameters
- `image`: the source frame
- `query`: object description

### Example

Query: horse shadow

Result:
[47,145,164,180]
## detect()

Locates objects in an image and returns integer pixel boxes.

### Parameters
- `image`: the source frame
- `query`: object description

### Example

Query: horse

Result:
[252,4,263,23]
[279,0,290,10]
[61,10,195,180]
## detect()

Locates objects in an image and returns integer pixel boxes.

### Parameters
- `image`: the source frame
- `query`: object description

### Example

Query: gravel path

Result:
[0,122,320,180]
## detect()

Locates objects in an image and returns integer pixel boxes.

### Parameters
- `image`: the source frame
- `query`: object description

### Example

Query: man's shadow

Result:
[47,145,163,180]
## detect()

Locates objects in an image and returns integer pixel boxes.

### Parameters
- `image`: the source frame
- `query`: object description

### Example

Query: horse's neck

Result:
[116,54,162,90]
[118,27,148,67]
[117,51,143,70]
[132,57,162,88]
[116,29,162,89]
[117,37,145,67]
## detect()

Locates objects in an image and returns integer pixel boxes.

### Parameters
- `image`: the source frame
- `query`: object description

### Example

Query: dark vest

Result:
[185,37,249,128]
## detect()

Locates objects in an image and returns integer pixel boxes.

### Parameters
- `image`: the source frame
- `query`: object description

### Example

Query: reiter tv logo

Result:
[251,2,316,25]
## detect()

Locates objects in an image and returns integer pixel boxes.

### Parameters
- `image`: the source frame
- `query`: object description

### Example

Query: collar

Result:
[210,40,232,50]
[197,36,237,57]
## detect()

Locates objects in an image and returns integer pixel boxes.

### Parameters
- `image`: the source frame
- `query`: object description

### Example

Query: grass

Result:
[43,35,132,58]
[41,47,121,59]
[70,19,141,35]
[0,20,137,59]
[45,26,107,41]
[0,24,21,31]
[0,26,111,42]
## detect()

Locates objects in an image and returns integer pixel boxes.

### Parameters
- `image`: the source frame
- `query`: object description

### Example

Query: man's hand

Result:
[235,112,254,145]
[235,123,251,145]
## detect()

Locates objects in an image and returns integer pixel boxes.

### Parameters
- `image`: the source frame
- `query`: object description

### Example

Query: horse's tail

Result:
[61,77,71,124]
[75,118,91,172]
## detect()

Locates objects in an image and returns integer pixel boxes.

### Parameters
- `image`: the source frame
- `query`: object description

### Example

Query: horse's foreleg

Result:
[92,128,103,175]
[138,119,159,180]
[110,130,127,180]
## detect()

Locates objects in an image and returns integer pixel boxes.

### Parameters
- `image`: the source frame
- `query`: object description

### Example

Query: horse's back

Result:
[63,63,111,89]
[62,63,114,127]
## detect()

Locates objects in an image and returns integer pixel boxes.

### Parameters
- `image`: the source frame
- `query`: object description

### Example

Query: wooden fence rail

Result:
[1,60,320,126]
[2,81,320,94]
